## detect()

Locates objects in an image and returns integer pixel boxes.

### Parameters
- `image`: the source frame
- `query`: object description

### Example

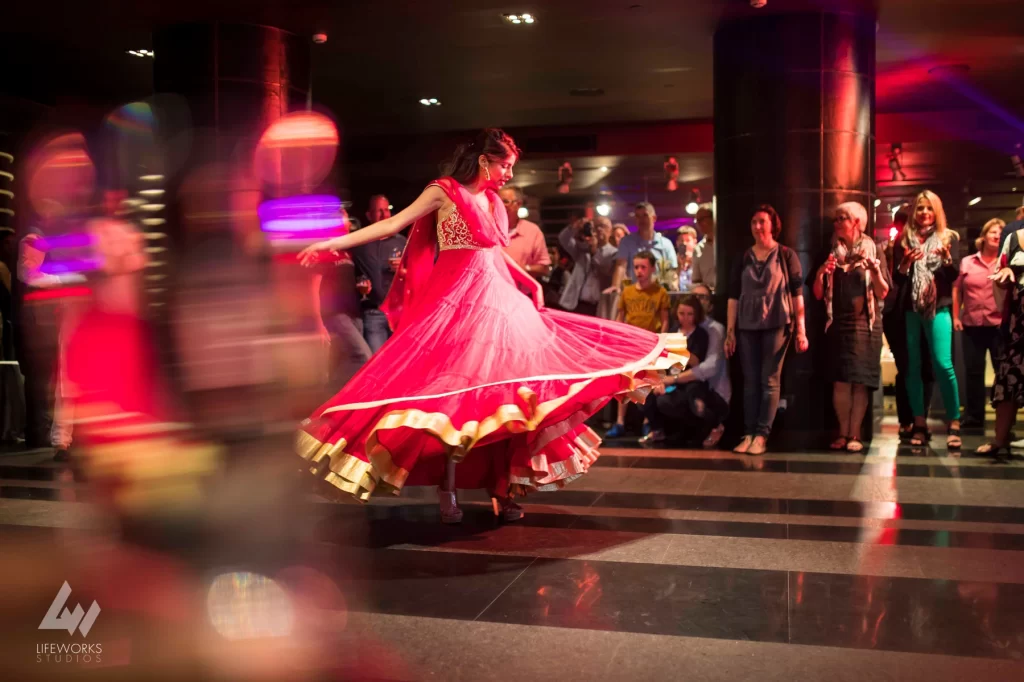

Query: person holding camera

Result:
[558,216,618,316]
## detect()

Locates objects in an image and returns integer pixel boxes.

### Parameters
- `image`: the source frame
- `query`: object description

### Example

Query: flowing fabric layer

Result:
[297,178,685,501]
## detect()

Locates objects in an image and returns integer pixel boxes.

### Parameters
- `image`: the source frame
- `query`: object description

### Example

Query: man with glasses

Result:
[499,185,551,280]
[691,205,717,291]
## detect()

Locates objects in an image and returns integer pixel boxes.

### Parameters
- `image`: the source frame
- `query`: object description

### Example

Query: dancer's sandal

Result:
[438,489,463,524]
[846,438,865,453]
[829,436,849,451]
[491,496,524,523]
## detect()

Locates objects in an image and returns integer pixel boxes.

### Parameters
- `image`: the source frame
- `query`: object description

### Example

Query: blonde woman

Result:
[892,190,961,449]
[952,218,1005,429]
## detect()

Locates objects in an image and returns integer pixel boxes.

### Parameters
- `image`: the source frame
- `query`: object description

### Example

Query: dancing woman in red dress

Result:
[296,129,682,523]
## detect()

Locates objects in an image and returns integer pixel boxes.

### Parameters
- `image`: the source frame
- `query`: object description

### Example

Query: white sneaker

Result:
[1010,438,1024,449]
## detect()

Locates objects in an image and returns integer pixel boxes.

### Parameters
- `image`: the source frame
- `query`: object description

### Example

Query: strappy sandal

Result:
[846,438,865,453]
[829,436,849,451]
[946,427,962,452]
[898,425,915,442]
[908,425,930,447]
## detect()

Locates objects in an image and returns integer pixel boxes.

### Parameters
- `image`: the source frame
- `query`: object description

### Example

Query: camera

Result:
[580,221,594,238]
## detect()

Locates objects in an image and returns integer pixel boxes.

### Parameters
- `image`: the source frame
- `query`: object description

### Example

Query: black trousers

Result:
[961,325,1001,422]
[883,308,934,426]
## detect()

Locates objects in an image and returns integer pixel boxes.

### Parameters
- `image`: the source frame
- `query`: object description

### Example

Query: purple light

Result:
[258,195,347,234]
[40,258,103,275]
[36,232,95,250]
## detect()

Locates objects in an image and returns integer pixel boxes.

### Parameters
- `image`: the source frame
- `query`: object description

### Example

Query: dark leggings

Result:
[737,327,790,437]
[882,309,933,427]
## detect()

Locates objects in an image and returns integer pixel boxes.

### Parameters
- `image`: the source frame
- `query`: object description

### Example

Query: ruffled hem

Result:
[296,349,685,502]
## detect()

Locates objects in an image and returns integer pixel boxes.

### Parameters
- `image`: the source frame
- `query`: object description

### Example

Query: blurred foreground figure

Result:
[65,217,219,519]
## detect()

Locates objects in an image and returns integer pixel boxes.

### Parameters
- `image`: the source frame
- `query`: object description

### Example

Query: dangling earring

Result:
[482,165,491,182]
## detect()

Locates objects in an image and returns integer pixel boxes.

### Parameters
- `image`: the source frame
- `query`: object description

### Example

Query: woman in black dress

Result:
[812,202,890,452]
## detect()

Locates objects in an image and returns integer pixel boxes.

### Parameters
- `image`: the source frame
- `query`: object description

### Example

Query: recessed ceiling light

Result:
[968,196,982,206]
[127,49,154,58]
[503,13,536,25]
[600,166,608,172]
[419,98,441,106]
[874,199,881,207]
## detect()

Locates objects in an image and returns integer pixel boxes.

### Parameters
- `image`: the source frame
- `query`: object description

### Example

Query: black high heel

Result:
[490,496,524,522]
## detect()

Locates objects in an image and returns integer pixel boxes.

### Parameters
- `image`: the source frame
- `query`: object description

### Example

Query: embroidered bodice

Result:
[436,203,491,251]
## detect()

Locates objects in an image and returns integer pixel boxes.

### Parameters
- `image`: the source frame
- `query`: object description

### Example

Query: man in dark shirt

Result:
[350,195,407,354]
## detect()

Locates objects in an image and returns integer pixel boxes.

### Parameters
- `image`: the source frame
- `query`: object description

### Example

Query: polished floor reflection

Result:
[2,426,1024,681]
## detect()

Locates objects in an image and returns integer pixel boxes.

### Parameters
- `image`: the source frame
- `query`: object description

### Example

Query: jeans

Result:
[362,308,392,355]
[737,327,791,437]
[643,382,729,439]
[883,308,933,426]
[905,308,960,421]
[961,325,1001,423]
[324,314,373,394]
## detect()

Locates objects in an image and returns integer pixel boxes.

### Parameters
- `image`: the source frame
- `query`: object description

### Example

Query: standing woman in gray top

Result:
[724,205,810,455]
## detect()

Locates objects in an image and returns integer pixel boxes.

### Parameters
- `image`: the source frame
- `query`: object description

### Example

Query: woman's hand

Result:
[953,318,964,332]
[724,330,736,358]
[899,247,924,274]
[932,242,952,264]
[795,331,810,353]
[990,267,1015,286]
[299,240,334,267]
[818,254,837,278]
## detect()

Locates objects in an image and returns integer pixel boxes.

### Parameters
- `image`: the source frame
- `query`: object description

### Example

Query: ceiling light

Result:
[139,188,164,196]
[968,196,982,206]
[141,203,165,212]
[517,206,529,219]
[596,203,611,217]
[874,199,881,207]
[419,98,441,106]
[685,188,701,214]
[139,174,164,182]
[503,13,536,25]
[388,204,394,209]
[600,166,608,172]
[127,49,154,58]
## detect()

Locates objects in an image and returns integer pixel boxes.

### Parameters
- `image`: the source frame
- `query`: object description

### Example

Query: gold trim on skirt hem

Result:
[297,351,686,502]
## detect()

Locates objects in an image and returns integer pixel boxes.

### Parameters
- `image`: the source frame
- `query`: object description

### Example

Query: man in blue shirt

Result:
[605,202,679,295]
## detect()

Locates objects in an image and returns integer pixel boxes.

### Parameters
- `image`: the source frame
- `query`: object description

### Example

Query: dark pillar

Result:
[153,23,309,166]
[713,11,876,449]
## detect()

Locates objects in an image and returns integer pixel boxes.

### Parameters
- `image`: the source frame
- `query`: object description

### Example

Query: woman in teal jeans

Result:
[891,190,962,450]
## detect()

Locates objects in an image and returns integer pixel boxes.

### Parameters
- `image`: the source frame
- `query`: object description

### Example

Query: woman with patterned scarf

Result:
[813,202,890,452]
[891,190,962,450]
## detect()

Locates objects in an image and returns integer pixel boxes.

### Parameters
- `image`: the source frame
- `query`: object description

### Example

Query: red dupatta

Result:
[379,177,508,331]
